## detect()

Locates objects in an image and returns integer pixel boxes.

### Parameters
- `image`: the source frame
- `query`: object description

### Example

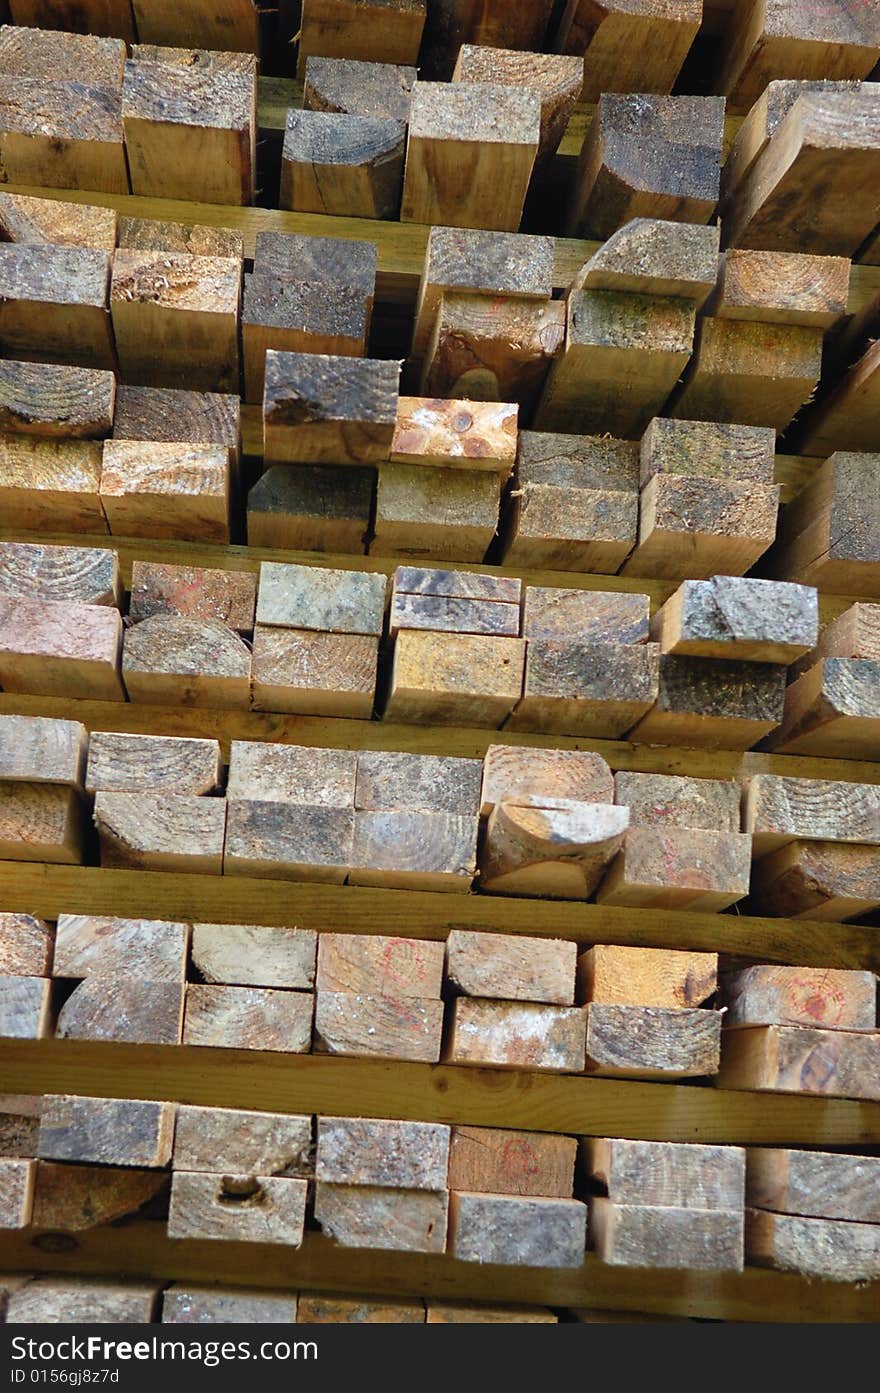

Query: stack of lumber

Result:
[579,945,722,1080]
[410,227,560,412]
[535,221,718,437]
[719,82,880,257]
[767,601,880,759]
[587,1138,745,1271]
[1,1273,557,1323]
[745,773,880,922]
[719,958,880,1104]
[122,563,254,707]
[445,929,584,1073]
[374,395,516,562]
[250,561,384,715]
[600,772,751,911]
[0,26,257,202]
[243,231,375,403]
[669,249,849,433]
[745,1148,880,1282]
[0,719,88,868]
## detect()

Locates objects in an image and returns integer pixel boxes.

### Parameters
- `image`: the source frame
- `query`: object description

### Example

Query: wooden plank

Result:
[795,337,880,457]
[592,1198,743,1271]
[596,827,752,911]
[481,745,613,816]
[192,924,316,990]
[224,801,356,881]
[419,292,565,417]
[744,772,880,853]
[453,46,583,165]
[37,1095,174,1168]
[0,360,114,438]
[117,215,244,258]
[748,839,880,921]
[385,631,526,727]
[0,714,87,786]
[56,978,184,1045]
[314,1182,447,1252]
[0,861,878,973]
[316,1116,449,1188]
[746,1147,880,1223]
[500,430,638,573]
[129,0,258,49]
[401,83,540,232]
[93,791,227,873]
[53,913,189,982]
[6,1275,159,1322]
[349,809,478,893]
[242,276,368,404]
[0,437,106,534]
[0,1156,34,1228]
[0,598,123,701]
[555,0,701,103]
[168,1171,308,1245]
[298,1292,422,1322]
[586,1136,744,1208]
[706,249,851,328]
[122,615,251,708]
[721,966,877,1030]
[0,784,84,865]
[715,0,880,110]
[719,1025,880,1101]
[3,1222,879,1321]
[0,913,53,978]
[613,772,740,831]
[109,250,240,394]
[571,218,720,306]
[0,76,127,195]
[578,946,718,1009]
[372,465,499,564]
[263,351,399,466]
[419,0,554,79]
[523,588,649,645]
[33,1158,167,1229]
[479,800,628,899]
[281,111,406,221]
[122,53,256,205]
[113,384,240,459]
[0,541,119,608]
[651,578,818,663]
[389,589,519,639]
[130,561,255,632]
[85,732,221,795]
[449,1192,587,1267]
[0,190,117,249]
[303,56,417,121]
[446,999,586,1072]
[669,318,824,432]
[567,94,725,239]
[227,740,357,806]
[356,750,481,815]
[251,628,378,717]
[584,1004,722,1078]
[391,397,517,474]
[247,464,373,554]
[770,451,880,596]
[316,933,444,997]
[0,244,114,370]
[509,641,660,739]
[628,656,787,751]
[448,1126,576,1198]
[640,415,776,485]
[765,656,880,759]
[3,1037,880,1147]
[0,977,52,1040]
[314,991,444,1061]
[183,985,313,1052]
[746,1207,880,1282]
[446,930,576,1006]
[296,0,426,76]
[9,1,136,40]
[102,439,232,541]
[162,1284,299,1322]
[533,290,695,438]
[722,89,880,256]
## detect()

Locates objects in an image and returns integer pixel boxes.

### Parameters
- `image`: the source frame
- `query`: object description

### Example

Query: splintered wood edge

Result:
[0,1224,874,1320]
[1,1040,878,1146]
[0,865,877,970]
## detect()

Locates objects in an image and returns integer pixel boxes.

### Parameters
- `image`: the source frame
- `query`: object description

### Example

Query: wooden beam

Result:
[281,110,406,220]
[555,0,701,103]
[453,46,583,166]
[296,0,427,78]
[9,1,136,41]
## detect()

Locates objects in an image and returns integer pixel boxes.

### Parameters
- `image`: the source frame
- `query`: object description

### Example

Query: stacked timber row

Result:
[0,0,879,1330]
